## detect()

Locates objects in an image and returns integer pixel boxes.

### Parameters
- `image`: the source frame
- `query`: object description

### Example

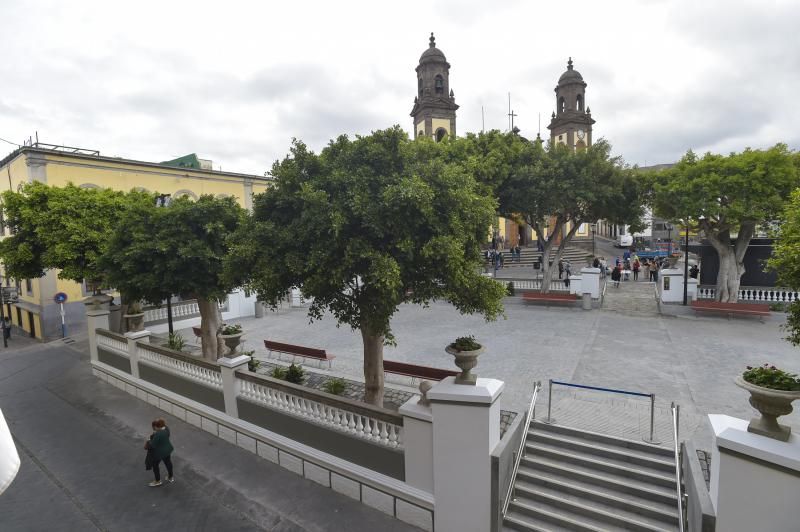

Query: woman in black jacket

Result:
[145,418,174,487]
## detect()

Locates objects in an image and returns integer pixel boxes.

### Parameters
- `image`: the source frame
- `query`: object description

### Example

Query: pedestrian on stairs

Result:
[611,264,622,288]
[558,260,564,279]
[633,259,640,281]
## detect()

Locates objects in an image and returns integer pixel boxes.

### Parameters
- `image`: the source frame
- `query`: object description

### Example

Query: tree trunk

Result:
[539,219,582,293]
[197,298,223,361]
[705,222,755,303]
[361,327,385,407]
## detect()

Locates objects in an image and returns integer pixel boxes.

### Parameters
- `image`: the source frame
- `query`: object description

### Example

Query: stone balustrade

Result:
[136,342,223,390]
[96,329,129,355]
[143,299,228,323]
[237,371,403,449]
[697,286,799,303]
[493,277,570,291]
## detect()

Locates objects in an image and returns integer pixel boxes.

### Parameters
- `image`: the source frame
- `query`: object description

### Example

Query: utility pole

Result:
[0,287,6,348]
[683,220,690,305]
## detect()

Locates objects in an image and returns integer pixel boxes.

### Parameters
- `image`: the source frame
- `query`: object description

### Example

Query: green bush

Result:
[241,350,259,372]
[166,332,186,352]
[270,366,288,380]
[769,302,788,312]
[449,335,481,352]
[285,363,305,384]
[127,301,143,314]
[219,323,243,335]
[743,364,800,391]
[322,378,347,395]
[507,281,515,296]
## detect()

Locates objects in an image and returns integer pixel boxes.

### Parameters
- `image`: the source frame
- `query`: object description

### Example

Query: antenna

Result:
[538,113,541,136]
[482,105,485,133]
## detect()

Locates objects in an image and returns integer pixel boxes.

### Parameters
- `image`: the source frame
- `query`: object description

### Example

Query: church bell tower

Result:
[410,33,458,141]
[547,57,595,150]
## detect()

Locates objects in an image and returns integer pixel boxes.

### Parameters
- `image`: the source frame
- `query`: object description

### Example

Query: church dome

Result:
[558,57,584,84]
[419,33,447,64]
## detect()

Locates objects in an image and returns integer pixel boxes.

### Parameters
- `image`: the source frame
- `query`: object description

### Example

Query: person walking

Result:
[145,418,174,487]
[689,264,699,279]
[633,259,640,281]
[2,317,10,342]
[558,260,564,279]
[611,264,622,288]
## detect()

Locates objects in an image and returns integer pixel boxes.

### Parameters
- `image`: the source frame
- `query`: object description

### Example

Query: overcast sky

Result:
[1,0,798,175]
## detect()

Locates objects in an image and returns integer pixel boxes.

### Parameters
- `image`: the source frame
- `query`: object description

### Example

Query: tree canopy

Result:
[652,144,799,301]
[226,126,506,404]
[769,188,800,346]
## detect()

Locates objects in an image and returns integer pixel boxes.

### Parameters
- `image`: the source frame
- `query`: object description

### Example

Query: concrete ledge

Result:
[90,359,434,530]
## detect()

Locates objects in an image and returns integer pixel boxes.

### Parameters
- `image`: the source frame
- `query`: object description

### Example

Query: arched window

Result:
[435,128,447,142]
[575,140,587,151]
[79,183,100,189]
[417,130,425,139]
[576,94,584,112]
[558,97,566,114]
[435,75,444,95]
[173,189,198,201]
[418,78,423,98]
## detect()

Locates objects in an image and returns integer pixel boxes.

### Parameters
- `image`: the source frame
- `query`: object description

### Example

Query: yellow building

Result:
[0,143,271,341]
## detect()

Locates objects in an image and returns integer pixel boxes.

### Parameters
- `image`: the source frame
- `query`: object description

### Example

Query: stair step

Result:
[528,430,675,472]
[513,481,678,530]
[531,421,674,458]
[516,469,679,524]
[508,498,626,532]
[504,511,571,532]
[520,457,678,504]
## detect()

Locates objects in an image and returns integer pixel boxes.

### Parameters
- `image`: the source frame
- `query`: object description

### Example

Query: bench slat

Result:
[383,360,458,381]
[263,340,335,361]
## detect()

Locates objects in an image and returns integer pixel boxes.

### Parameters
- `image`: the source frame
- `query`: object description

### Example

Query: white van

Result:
[616,234,633,248]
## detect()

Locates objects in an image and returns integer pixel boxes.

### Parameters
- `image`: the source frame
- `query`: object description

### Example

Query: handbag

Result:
[145,448,155,470]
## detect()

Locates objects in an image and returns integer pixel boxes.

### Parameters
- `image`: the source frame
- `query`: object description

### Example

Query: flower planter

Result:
[735,376,800,441]
[445,345,484,385]
[667,255,680,268]
[220,332,244,355]
[123,313,145,332]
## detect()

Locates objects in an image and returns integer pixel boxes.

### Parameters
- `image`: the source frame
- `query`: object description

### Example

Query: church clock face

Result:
[577,129,585,140]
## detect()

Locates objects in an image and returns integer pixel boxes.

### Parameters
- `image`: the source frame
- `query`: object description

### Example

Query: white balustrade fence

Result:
[239,378,403,449]
[143,299,228,323]
[137,344,223,389]
[494,277,570,292]
[97,332,129,356]
[697,286,800,303]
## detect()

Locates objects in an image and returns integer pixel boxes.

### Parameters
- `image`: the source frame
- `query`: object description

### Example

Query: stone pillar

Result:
[86,308,110,363]
[125,330,150,379]
[687,278,699,301]
[399,397,434,493]
[218,355,250,418]
[580,267,601,298]
[709,414,800,531]
[660,269,684,303]
[568,275,582,295]
[428,376,505,532]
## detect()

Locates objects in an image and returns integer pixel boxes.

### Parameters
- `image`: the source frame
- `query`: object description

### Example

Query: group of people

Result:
[485,244,523,271]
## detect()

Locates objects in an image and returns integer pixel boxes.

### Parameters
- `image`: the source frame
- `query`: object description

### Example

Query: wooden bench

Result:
[691,300,770,321]
[192,326,202,344]
[383,360,459,384]
[522,291,578,307]
[263,340,336,369]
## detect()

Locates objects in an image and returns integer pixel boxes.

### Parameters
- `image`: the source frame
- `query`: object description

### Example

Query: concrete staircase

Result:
[504,421,680,532]
[488,246,592,270]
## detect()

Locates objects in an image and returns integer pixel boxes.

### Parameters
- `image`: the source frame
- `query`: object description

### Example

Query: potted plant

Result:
[667,252,681,268]
[218,323,244,355]
[445,335,484,385]
[735,364,800,441]
[123,302,145,332]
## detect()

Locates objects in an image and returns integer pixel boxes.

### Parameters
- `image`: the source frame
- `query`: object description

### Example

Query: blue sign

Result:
[54,292,68,304]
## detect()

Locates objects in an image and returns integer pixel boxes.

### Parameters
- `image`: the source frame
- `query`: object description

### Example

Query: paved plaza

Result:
[208,288,799,451]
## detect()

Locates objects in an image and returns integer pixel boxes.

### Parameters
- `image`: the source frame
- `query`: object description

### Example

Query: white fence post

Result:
[399,397,434,494]
[124,330,150,379]
[428,376,505,532]
[580,267,601,298]
[86,308,110,362]
[219,355,250,418]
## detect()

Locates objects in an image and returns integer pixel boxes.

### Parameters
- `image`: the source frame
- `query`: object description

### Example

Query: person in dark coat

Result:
[146,418,174,486]
[558,260,564,279]
[611,264,622,287]
[689,264,699,279]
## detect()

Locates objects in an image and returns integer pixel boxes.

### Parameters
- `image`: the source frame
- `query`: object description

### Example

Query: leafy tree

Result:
[101,195,246,360]
[476,134,642,292]
[0,182,148,288]
[769,188,800,345]
[653,145,799,302]
[226,127,506,405]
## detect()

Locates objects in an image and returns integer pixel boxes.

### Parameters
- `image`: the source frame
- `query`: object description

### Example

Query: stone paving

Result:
[175,292,800,452]
[602,278,661,316]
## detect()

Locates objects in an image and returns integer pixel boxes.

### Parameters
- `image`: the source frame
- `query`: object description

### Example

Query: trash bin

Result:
[533,260,540,270]
[582,291,592,310]
[254,301,264,318]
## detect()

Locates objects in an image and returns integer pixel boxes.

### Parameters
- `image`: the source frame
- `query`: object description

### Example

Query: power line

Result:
[0,137,21,147]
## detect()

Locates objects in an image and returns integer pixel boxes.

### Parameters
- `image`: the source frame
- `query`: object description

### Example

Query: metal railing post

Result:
[643,393,660,444]
[546,379,553,424]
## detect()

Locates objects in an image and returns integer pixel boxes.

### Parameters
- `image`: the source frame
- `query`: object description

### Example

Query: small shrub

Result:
[743,364,800,391]
[270,366,288,380]
[219,323,242,336]
[769,302,788,312]
[127,302,143,314]
[285,363,305,384]
[166,332,186,352]
[449,335,481,351]
[507,281,515,296]
[322,378,347,395]
[242,350,259,372]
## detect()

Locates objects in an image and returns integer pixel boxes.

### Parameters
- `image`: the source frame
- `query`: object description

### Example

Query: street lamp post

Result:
[590,222,596,258]
[156,194,174,335]
[683,220,690,306]
[666,223,673,256]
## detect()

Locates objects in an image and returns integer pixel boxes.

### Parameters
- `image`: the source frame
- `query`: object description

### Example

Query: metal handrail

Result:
[671,402,685,532]
[546,379,659,444]
[502,380,541,517]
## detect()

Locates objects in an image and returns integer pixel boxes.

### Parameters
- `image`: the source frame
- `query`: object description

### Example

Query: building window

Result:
[417,130,425,139]
[435,75,444,95]
[559,97,566,114]
[25,279,32,295]
[173,190,198,201]
[435,128,447,142]
[576,94,583,112]
[418,78,423,98]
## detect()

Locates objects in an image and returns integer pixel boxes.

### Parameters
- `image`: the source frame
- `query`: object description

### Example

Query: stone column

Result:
[218,355,250,418]
[580,267,601,298]
[124,330,150,379]
[660,269,684,303]
[428,376,505,532]
[86,308,110,363]
[399,397,434,493]
[709,414,800,531]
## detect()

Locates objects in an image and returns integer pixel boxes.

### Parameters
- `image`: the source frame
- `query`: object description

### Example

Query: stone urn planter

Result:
[446,337,484,385]
[667,255,681,268]
[123,312,145,332]
[220,332,244,355]
[735,376,800,441]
